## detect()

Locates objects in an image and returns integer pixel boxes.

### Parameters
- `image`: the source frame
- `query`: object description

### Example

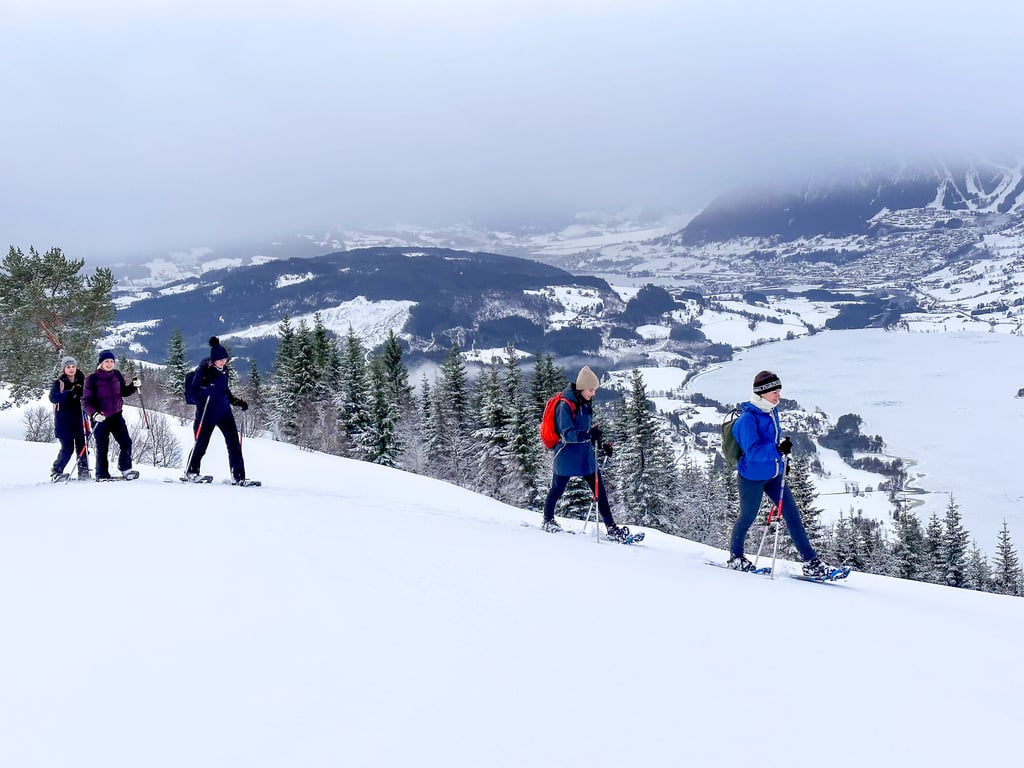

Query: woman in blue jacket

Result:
[541,365,628,541]
[728,370,830,578]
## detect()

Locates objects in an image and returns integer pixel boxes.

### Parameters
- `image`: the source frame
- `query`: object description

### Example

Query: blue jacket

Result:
[551,385,598,477]
[189,359,241,424]
[733,401,784,481]
[49,370,86,440]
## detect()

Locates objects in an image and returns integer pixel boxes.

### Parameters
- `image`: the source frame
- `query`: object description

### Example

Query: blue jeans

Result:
[730,473,816,561]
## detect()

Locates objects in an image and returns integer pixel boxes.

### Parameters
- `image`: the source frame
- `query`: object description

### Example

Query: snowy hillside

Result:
[1,406,1020,768]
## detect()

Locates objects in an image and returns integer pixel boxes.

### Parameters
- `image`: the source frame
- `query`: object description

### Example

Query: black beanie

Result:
[753,370,782,394]
[209,336,229,362]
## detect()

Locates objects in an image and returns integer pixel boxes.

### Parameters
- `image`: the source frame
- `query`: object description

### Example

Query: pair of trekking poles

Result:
[752,455,790,579]
[580,440,606,543]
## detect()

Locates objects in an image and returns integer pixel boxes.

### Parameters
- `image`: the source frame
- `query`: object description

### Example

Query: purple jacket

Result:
[83,368,138,418]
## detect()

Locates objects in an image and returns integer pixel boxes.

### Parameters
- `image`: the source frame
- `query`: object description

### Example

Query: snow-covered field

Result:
[685,329,1024,546]
[1,403,1021,768]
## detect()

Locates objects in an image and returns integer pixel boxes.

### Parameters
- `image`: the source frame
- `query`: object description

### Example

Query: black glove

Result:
[70,382,83,398]
[778,437,793,455]
[601,441,613,458]
[589,427,604,445]
[237,399,248,411]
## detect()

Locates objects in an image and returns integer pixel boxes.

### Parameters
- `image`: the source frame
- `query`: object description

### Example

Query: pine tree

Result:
[529,353,566,419]
[0,245,115,405]
[337,326,372,459]
[892,508,926,581]
[923,513,945,584]
[502,344,544,509]
[428,344,474,487]
[270,315,301,441]
[786,454,826,554]
[941,495,969,587]
[165,330,191,400]
[472,361,514,501]
[964,541,991,592]
[991,520,1023,596]
[614,368,679,530]
[555,477,596,520]
[365,355,401,466]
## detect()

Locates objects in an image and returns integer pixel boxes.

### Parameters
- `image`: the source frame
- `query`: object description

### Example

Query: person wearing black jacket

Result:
[48,356,91,481]
[184,337,249,483]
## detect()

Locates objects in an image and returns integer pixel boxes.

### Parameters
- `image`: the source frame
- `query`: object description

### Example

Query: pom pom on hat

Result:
[209,336,229,362]
[97,350,116,364]
[753,370,782,394]
[60,356,78,369]
[576,365,600,390]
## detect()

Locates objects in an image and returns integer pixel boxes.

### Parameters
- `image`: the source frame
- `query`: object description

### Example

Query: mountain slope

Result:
[0,408,1020,768]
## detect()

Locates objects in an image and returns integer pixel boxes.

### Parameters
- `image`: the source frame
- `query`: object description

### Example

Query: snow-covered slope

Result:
[1,406,1020,768]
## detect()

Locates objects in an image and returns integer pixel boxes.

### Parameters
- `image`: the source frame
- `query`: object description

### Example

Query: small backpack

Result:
[539,392,577,450]
[184,365,204,406]
[721,408,744,468]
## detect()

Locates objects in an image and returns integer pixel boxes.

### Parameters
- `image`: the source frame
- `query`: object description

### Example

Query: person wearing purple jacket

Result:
[82,350,140,481]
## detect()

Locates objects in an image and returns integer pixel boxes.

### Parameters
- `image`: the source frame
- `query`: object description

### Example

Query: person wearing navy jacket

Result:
[540,365,628,541]
[48,356,91,481]
[184,337,249,483]
[727,370,830,578]
[82,350,140,480]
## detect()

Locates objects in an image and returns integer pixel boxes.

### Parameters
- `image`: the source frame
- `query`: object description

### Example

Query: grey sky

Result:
[2,0,1021,260]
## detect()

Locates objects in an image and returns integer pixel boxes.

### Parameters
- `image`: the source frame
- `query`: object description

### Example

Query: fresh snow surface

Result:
[1,405,1021,768]
[686,329,1024,544]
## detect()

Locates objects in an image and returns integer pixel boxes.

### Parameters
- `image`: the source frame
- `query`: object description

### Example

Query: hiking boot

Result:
[727,554,756,572]
[541,519,563,533]
[605,524,630,542]
[77,468,91,481]
[802,557,831,578]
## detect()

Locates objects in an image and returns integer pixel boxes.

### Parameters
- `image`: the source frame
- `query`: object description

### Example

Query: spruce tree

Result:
[0,245,115,406]
[165,330,191,400]
[614,368,679,530]
[502,344,544,509]
[337,326,372,459]
[366,355,401,466]
[923,513,945,584]
[941,495,969,587]
[992,520,1023,596]
[270,315,301,441]
[964,541,991,592]
[428,344,474,487]
[892,508,926,581]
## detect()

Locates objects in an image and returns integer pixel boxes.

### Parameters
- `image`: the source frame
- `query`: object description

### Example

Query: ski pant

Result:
[52,434,88,475]
[188,412,245,481]
[94,412,132,478]
[543,471,614,527]
[731,472,816,561]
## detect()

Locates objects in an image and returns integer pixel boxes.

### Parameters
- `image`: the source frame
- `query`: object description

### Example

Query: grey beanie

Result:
[60,356,78,369]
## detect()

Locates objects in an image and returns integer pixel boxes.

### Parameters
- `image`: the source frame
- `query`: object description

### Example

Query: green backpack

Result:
[721,408,744,468]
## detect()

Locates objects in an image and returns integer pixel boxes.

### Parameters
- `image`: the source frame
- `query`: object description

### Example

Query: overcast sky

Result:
[2,0,1021,260]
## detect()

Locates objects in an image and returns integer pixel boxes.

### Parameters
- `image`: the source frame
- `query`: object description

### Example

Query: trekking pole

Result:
[183,396,211,474]
[753,455,789,578]
[80,410,92,463]
[581,441,606,541]
[135,374,150,429]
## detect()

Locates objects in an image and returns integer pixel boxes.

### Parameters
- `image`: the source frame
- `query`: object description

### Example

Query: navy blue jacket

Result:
[49,370,86,440]
[551,384,598,477]
[188,359,242,423]
[733,401,785,481]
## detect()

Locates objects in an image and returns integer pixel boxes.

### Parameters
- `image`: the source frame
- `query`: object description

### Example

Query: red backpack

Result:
[539,392,576,450]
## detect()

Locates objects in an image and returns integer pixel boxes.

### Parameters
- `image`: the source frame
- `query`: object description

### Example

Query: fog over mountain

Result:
[2,1,1021,260]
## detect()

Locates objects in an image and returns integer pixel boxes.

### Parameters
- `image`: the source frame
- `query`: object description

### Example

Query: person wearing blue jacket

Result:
[184,337,249,483]
[48,356,91,481]
[727,370,829,577]
[541,365,628,541]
